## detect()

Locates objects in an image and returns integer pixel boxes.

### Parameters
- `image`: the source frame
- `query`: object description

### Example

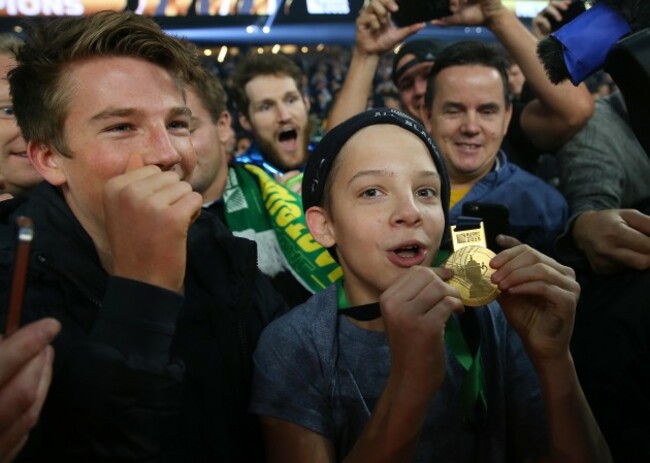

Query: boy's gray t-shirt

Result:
[250,285,548,462]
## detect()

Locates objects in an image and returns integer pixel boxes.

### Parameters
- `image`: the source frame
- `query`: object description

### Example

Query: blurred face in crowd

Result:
[186,87,229,203]
[425,65,511,187]
[394,54,433,121]
[0,53,41,195]
[29,56,195,236]
[235,135,251,156]
[239,73,310,171]
[507,63,525,98]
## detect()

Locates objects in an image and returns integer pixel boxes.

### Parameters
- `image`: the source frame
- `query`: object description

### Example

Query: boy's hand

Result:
[380,266,463,396]
[490,245,579,363]
[103,165,203,293]
[355,0,424,57]
[495,234,522,249]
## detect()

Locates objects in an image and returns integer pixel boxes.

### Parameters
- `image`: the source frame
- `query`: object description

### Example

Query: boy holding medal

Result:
[250,108,611,462]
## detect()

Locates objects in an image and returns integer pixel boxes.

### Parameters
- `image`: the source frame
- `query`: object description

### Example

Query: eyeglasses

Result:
[0,106,15,120]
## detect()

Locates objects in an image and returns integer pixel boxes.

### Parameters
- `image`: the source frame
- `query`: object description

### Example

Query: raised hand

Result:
[490,245,579,363]
[356,0,425,56]
[531,0,572,38]
[103,165,203,293]
[380,266,463,395]
[436,0,508,27]
[572,209,650,274]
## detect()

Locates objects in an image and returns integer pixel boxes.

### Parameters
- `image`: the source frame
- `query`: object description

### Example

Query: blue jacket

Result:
[450,151,568,255]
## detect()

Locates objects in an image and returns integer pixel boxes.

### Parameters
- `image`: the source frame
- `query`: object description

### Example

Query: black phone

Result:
[392,0,452,27]
[461,202,509,252]
[546,0,586,32]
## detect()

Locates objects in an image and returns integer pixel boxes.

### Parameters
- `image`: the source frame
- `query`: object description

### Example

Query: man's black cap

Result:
[392,39,447,86]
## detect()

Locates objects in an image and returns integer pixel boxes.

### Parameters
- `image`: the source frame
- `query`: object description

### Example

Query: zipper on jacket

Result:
[36,253,102,308]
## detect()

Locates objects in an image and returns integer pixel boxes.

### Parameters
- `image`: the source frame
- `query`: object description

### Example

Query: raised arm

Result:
[490,245,612,463]
[440,0,594,152]
[554,91,650,273]
[326,0,423,131]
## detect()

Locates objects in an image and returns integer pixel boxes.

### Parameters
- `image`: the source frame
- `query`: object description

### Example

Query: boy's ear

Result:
[305,206,336,248]
[238,112,252,132]
[28,142,66,186]
[302,93,311,113]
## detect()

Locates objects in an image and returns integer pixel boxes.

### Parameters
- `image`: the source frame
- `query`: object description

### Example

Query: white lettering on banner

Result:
[0,0,84,16]
[306,0,349,14]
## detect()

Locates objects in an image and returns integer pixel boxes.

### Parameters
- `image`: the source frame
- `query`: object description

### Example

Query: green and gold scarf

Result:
[223,164,342,293]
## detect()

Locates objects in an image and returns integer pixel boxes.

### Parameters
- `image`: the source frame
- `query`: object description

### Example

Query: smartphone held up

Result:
[392,0,452,27]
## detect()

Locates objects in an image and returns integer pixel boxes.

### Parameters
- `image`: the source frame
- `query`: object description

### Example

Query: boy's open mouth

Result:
[388,243,426,268]
[394,244,421,258]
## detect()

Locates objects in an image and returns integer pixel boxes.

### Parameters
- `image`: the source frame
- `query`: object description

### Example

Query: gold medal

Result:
[442,221,499,307]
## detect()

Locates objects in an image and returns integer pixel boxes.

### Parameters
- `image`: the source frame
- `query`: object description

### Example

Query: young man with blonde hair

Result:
[1,11,286,461]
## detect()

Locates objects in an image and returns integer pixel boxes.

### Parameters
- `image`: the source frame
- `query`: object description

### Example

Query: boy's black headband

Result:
[301,108,450,236]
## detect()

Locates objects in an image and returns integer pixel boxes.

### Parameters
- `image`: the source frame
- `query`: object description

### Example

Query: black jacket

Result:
[0,183,287,462]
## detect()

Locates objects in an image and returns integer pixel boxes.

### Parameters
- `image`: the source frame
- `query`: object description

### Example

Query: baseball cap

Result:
[392,38,447,86]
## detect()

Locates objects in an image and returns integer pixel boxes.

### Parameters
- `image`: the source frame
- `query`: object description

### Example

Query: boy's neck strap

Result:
[337,280,381,320]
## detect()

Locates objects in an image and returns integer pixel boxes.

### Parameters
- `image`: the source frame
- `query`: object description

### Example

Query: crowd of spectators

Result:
[0,1,648,461]
[199,43,619,163]
[199,45,402,145]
